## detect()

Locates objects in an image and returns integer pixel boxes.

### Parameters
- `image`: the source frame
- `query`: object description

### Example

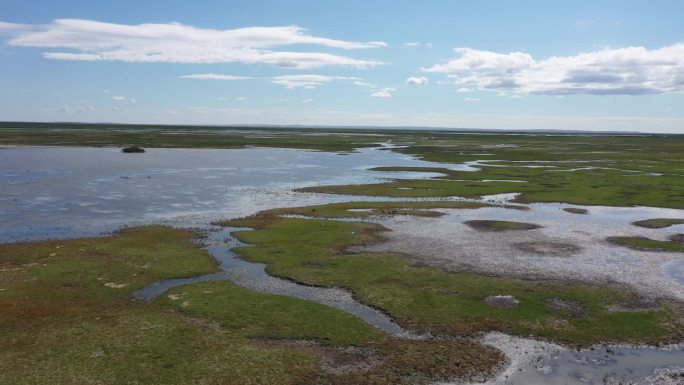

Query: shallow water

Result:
[453,333,684,385]
[362,201,684,300]
[135,226,418,339]
[0,145,456,243]
[664,259,684,285]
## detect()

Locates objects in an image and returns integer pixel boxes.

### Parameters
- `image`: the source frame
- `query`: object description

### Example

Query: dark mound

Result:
[546,298,584,316]
[515,242,581,256]
[563,207,588,215]
[632,218,684,229]
[669,234,684,243]
[122,145,145,153]
[464,220,541,232]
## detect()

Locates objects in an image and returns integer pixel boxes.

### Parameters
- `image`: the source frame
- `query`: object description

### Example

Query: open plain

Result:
[1,124,684,384]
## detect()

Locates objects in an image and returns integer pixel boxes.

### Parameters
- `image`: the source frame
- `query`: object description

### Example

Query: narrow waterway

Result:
[135,226,420,339]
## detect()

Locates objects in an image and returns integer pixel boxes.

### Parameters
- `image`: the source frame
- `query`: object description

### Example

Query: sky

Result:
[1,0,683,133]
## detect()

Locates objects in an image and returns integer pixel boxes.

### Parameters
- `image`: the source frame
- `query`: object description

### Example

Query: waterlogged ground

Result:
[2,130,684,385]
[355,201,684,300]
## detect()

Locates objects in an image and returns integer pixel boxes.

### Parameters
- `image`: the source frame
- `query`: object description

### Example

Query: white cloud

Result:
[301,98,314,103]
[77,105,94,112]
[406,76,428,86]
[112,95,136,103]
[179,73,251,81]
[235,97,247,101]
[271,74,360,89]
[0,22,30,32]
[464,97,480,102]
[423,43,684,95]
[353,80,376,88]
[53,104,94,114]
[403,42,431,48]
[3,19,386,69]
[455,87,473,93]
[370,87,395,98]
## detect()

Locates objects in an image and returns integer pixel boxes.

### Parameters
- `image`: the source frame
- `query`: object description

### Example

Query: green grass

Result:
[300,164,684,209]
[256,200,507,219]
[161,281,380,346]
[607,236,684,252]
[303,134,684,209]
[632,218,684,229]
[222,214,682,346]
[162,282,503,385]
[0,225,502,384]
[0,123,387,152]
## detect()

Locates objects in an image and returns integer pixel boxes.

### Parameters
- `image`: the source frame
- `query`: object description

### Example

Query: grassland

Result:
[221,214,682,346]
[0,225,502,385]
[292,132,684,209]
[607,236,684,252]
[255,200,513,219]
[633,218,684,229]
[3,124,684,383]
[0,122,387,152]
[301,162,684,208]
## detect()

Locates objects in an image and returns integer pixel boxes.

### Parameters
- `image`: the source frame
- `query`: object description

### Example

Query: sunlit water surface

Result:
[0,145,451,243]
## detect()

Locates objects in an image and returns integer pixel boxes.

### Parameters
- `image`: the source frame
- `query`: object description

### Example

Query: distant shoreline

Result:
[1,121,682,137]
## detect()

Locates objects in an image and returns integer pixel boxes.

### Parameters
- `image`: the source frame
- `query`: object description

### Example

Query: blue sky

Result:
[1,0,683,132]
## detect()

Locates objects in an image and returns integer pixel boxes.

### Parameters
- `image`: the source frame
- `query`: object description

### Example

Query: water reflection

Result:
[0,145,455,243]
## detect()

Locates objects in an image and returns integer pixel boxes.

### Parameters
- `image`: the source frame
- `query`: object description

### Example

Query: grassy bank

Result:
[300,163,684,208]
[0,123,387,152]
[607,236,684,252]
[257,200,512,219]
[0,225,501,384]
[633,218,684,229]
[222,213,683,346]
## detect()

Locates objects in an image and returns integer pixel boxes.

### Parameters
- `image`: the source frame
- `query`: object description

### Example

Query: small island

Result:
[121,145,145,153]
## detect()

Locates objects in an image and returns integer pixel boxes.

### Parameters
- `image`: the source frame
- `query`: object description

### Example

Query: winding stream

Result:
[135,226,419,339]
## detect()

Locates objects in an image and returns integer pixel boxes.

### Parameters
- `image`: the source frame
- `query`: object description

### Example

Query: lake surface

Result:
[0,145,450,243]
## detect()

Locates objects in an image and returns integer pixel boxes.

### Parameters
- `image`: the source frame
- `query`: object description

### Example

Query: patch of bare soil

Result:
[260,339,381,375]
[606,295,662,313]
[669,234,684,243]
[485,295,520,309]
[545,298,585,316]
[514,242,582,256]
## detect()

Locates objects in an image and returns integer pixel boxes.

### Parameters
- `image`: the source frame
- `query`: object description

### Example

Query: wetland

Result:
[2,123,684,384]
